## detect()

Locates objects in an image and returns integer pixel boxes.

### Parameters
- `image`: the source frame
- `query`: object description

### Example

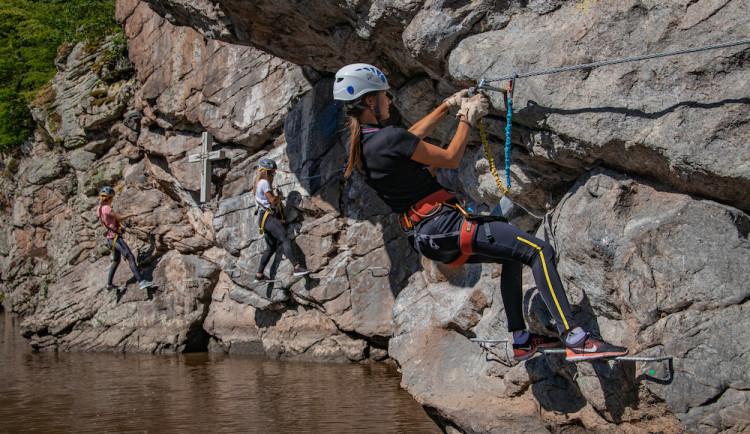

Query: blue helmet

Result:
[258,158,277,171]
[333,63,390,101]
[99,186,115,198]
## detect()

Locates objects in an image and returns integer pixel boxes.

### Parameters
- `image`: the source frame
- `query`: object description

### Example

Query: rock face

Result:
[1,0,749,432]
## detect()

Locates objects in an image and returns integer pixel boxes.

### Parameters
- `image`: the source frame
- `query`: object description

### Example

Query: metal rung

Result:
[538,348,673,362]
[471,339,673,362]
[309,275,334,280]
[364,266,390,276]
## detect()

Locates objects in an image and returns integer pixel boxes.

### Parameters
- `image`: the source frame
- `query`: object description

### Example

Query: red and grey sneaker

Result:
[513,333,561,361]
[565,333,629,362]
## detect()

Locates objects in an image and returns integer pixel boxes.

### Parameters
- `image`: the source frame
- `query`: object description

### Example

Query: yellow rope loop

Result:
[477,119,511,197]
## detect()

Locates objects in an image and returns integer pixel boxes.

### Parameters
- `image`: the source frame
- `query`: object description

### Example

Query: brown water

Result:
[0,312,440,433]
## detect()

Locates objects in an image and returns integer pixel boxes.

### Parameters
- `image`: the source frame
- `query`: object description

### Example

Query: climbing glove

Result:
[443,89,470,110]
[457,93,489,126]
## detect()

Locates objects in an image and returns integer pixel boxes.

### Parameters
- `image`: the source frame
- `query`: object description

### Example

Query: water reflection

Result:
[0,312,439,433]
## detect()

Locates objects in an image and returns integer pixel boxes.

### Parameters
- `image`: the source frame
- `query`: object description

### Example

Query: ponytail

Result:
[344,91,379,178]
[345,117,362,178]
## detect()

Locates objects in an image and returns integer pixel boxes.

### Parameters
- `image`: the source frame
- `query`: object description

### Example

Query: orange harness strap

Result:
[445,218,476,266]
[399,190,480,267]
[399,189,457,231]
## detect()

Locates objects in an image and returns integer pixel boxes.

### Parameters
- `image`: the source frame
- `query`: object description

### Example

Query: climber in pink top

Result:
[96,186,154,291]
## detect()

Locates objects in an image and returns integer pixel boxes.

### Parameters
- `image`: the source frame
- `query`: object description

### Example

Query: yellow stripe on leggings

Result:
[516,236,569,330]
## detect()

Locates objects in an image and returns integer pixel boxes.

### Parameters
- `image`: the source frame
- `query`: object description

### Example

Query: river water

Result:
[0,312,440,433]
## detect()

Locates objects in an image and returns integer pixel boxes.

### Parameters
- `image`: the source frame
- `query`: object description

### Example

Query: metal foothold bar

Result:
[472,339,674,362]
[539,348,673,362]
[365,266,390,277]
[470,338,509,344]
[481,83,509,94]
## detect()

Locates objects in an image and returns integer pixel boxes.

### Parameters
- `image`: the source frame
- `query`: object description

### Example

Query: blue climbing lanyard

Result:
[504,75,516,189]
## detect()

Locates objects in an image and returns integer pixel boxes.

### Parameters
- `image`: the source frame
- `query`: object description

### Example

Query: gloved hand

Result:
[457,93,489,126]
[443,89,470,110]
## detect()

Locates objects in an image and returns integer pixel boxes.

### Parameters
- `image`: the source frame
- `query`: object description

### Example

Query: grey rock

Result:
[23,152,67,185]
[3,0,749,431]
[21,251,218,354]
[402,0,493,77]
[123,110,143,132]
[546,169,750,426]
[123,0,313,148]
[68,150,97,172]
[448,1,750,212]
[30,39,133,149]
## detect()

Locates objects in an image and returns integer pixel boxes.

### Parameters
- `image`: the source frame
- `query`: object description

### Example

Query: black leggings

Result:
[257,211,298,274]
[107,236,142,285]
[410,208,578,335]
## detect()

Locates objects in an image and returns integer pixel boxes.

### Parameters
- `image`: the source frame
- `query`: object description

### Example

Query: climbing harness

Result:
[96,204,123,254]
[254,197,285,235]
[398,189,507,266]
[363,127,485,266]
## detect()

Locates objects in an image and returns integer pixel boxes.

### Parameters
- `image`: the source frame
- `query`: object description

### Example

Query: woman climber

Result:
[332,63,628,362]
[96,186,154,291]
[253,158,310,280]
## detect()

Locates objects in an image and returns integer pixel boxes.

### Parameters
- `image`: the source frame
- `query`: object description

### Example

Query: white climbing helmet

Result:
[333,63,390,101]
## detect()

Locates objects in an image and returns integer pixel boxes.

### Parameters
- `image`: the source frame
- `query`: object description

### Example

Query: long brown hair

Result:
[344,91,378,178]
[345,117,362,178]
[254,168,274,193]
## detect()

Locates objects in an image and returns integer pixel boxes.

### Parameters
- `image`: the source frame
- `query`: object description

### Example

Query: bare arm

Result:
[407,102,450,139]
[410,117,472,169]
[265,190,282,209]
[108,210,136,223]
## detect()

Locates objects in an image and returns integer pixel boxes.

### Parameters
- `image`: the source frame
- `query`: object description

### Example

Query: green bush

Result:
[0,0,121,153]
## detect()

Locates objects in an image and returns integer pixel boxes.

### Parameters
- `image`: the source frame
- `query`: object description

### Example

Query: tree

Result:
[0,0,121,152]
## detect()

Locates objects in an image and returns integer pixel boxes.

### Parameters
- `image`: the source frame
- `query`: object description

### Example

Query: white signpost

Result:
[188,132,226,203]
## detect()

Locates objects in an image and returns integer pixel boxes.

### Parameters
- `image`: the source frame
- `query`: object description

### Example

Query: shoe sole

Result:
[293,272,310,277]
[513,343,559,361]
[565,349,629,362]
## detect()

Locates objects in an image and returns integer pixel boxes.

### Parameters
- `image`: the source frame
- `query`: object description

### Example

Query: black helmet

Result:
[99,186,115,198]
[259,158,277,171]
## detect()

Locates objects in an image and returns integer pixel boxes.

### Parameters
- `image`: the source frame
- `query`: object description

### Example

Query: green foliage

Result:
[0,0,121,152]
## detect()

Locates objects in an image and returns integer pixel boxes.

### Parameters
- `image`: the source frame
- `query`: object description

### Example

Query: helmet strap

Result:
[374,101,382,125]
[370,94,383,126]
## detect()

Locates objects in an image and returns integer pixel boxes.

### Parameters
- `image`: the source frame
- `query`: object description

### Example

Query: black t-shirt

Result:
[360,125,445,213]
